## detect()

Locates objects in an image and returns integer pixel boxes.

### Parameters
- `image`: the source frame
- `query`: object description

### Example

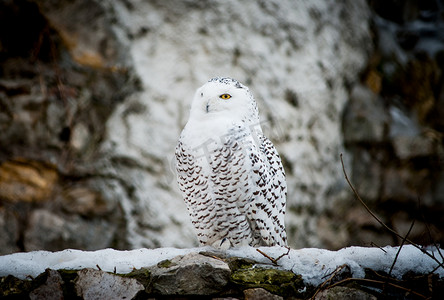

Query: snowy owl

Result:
[175,77,287,248]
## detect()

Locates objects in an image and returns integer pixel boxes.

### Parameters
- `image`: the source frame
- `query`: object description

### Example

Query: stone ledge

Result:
[1,248,443,299]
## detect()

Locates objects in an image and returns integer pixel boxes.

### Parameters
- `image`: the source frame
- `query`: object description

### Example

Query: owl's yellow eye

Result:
[219,94,232,100]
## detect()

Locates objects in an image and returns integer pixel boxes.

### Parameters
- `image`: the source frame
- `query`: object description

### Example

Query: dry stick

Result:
[275,247,291,262]
[431,262,443,275]
[256,247,291,265]
[366,268,402,282]
[370,242,387,253]
[310,264,347,300]
[418,197,444,263]
[340,154,444,270]
[256,248,278,265]
[326,277,427,299]
[388,219,415,277]
[426,225,444,263]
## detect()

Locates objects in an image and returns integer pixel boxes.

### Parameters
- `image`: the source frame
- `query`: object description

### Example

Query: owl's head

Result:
[189,77,259,124]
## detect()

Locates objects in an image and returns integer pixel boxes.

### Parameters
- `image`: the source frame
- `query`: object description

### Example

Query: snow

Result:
[1,246,442,286]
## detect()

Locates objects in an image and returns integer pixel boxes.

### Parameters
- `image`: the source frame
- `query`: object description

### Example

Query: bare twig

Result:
[256,247,290,266]
[256,248,279,265]
[325,277,427,299]
[418,197,444,263]
[275,247,291,262]
[340,154,399,236]
[370,242,387,253]
[340,153,444,271]
[310,264,347,300]
[312,265,428,299]
[366,268,402,282]
[389,219,415,277]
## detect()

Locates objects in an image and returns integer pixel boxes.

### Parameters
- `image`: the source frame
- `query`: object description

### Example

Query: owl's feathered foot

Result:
[211,237,232,250]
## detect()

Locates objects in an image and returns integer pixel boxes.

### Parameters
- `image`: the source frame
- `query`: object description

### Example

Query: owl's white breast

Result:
[180,114,244,150]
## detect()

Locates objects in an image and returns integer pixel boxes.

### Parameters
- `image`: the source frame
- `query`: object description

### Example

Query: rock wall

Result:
[2,250,443,299]
[6,0,444,253]
[2,0,443,254]
[97,0,373,249]
[0,0,135,252]
[0,0,374,253]
[340,0,444,248]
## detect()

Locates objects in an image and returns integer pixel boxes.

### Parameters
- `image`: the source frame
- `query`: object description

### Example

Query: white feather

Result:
[175,77,287,247]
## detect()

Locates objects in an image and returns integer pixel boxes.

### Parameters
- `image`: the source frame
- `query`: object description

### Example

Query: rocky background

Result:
[0,0,443,254]
[341,0,444,248]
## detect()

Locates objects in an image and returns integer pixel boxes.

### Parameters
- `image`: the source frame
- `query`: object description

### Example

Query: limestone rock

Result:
[0,275,32,298]
[244,287,283,300]
[314,286,377,300]
[0,159,58,203]
[0,0,372,252]
[149,252,231,295]
[34,0,120,69]
[392,135,437,160]
[0,207,20,255]
[75,268,143,300]
[24,209,117,251]
[349,147,382,203]
[70,122,91,151]
[99,0,372,249]
[339,0,444,249]
[29,269,64,300]
[343,84,389,144]
[230,264,302,296]
[61,185,112,217]
[382,166,430,202]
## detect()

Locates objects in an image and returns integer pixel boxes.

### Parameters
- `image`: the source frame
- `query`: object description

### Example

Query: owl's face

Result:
[189,77,259,123]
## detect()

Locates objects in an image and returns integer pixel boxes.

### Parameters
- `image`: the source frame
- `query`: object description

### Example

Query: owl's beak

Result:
[205,102,210,113]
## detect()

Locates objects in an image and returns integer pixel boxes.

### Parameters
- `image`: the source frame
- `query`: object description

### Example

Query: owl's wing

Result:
[175,140,213,246]
[247,133,287,246]
[176,136,258,247]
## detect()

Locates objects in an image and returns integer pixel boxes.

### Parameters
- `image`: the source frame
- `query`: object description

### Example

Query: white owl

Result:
[175,77,287,248]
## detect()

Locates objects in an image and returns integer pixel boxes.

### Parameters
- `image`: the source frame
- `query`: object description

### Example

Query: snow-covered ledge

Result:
[1,246,443,299]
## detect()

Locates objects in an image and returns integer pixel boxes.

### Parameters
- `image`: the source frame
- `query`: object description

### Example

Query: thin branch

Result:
[370,242,387,253]
[389,219,415,277]
[418,197,444,263]
[256,248,279,265]
[340,154,399,236]
[325,277,427,299]
[340,153,444,271]
[310,264,347,300]
[312,265,427,299]
[256,247,291,266]
[366,268,402,282]
[275,247,291,262]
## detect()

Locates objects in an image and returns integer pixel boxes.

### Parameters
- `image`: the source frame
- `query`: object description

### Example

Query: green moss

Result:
[231,267,303,297]
[226,257,255,270]
[0,275,32,297]
[157,259,176,268]
[57,269,82,300]
[122,268,151,288]
[232,267,295,285]
[57,269,79,278]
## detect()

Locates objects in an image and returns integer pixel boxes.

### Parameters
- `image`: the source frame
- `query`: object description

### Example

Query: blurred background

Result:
[0,0,443,254]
